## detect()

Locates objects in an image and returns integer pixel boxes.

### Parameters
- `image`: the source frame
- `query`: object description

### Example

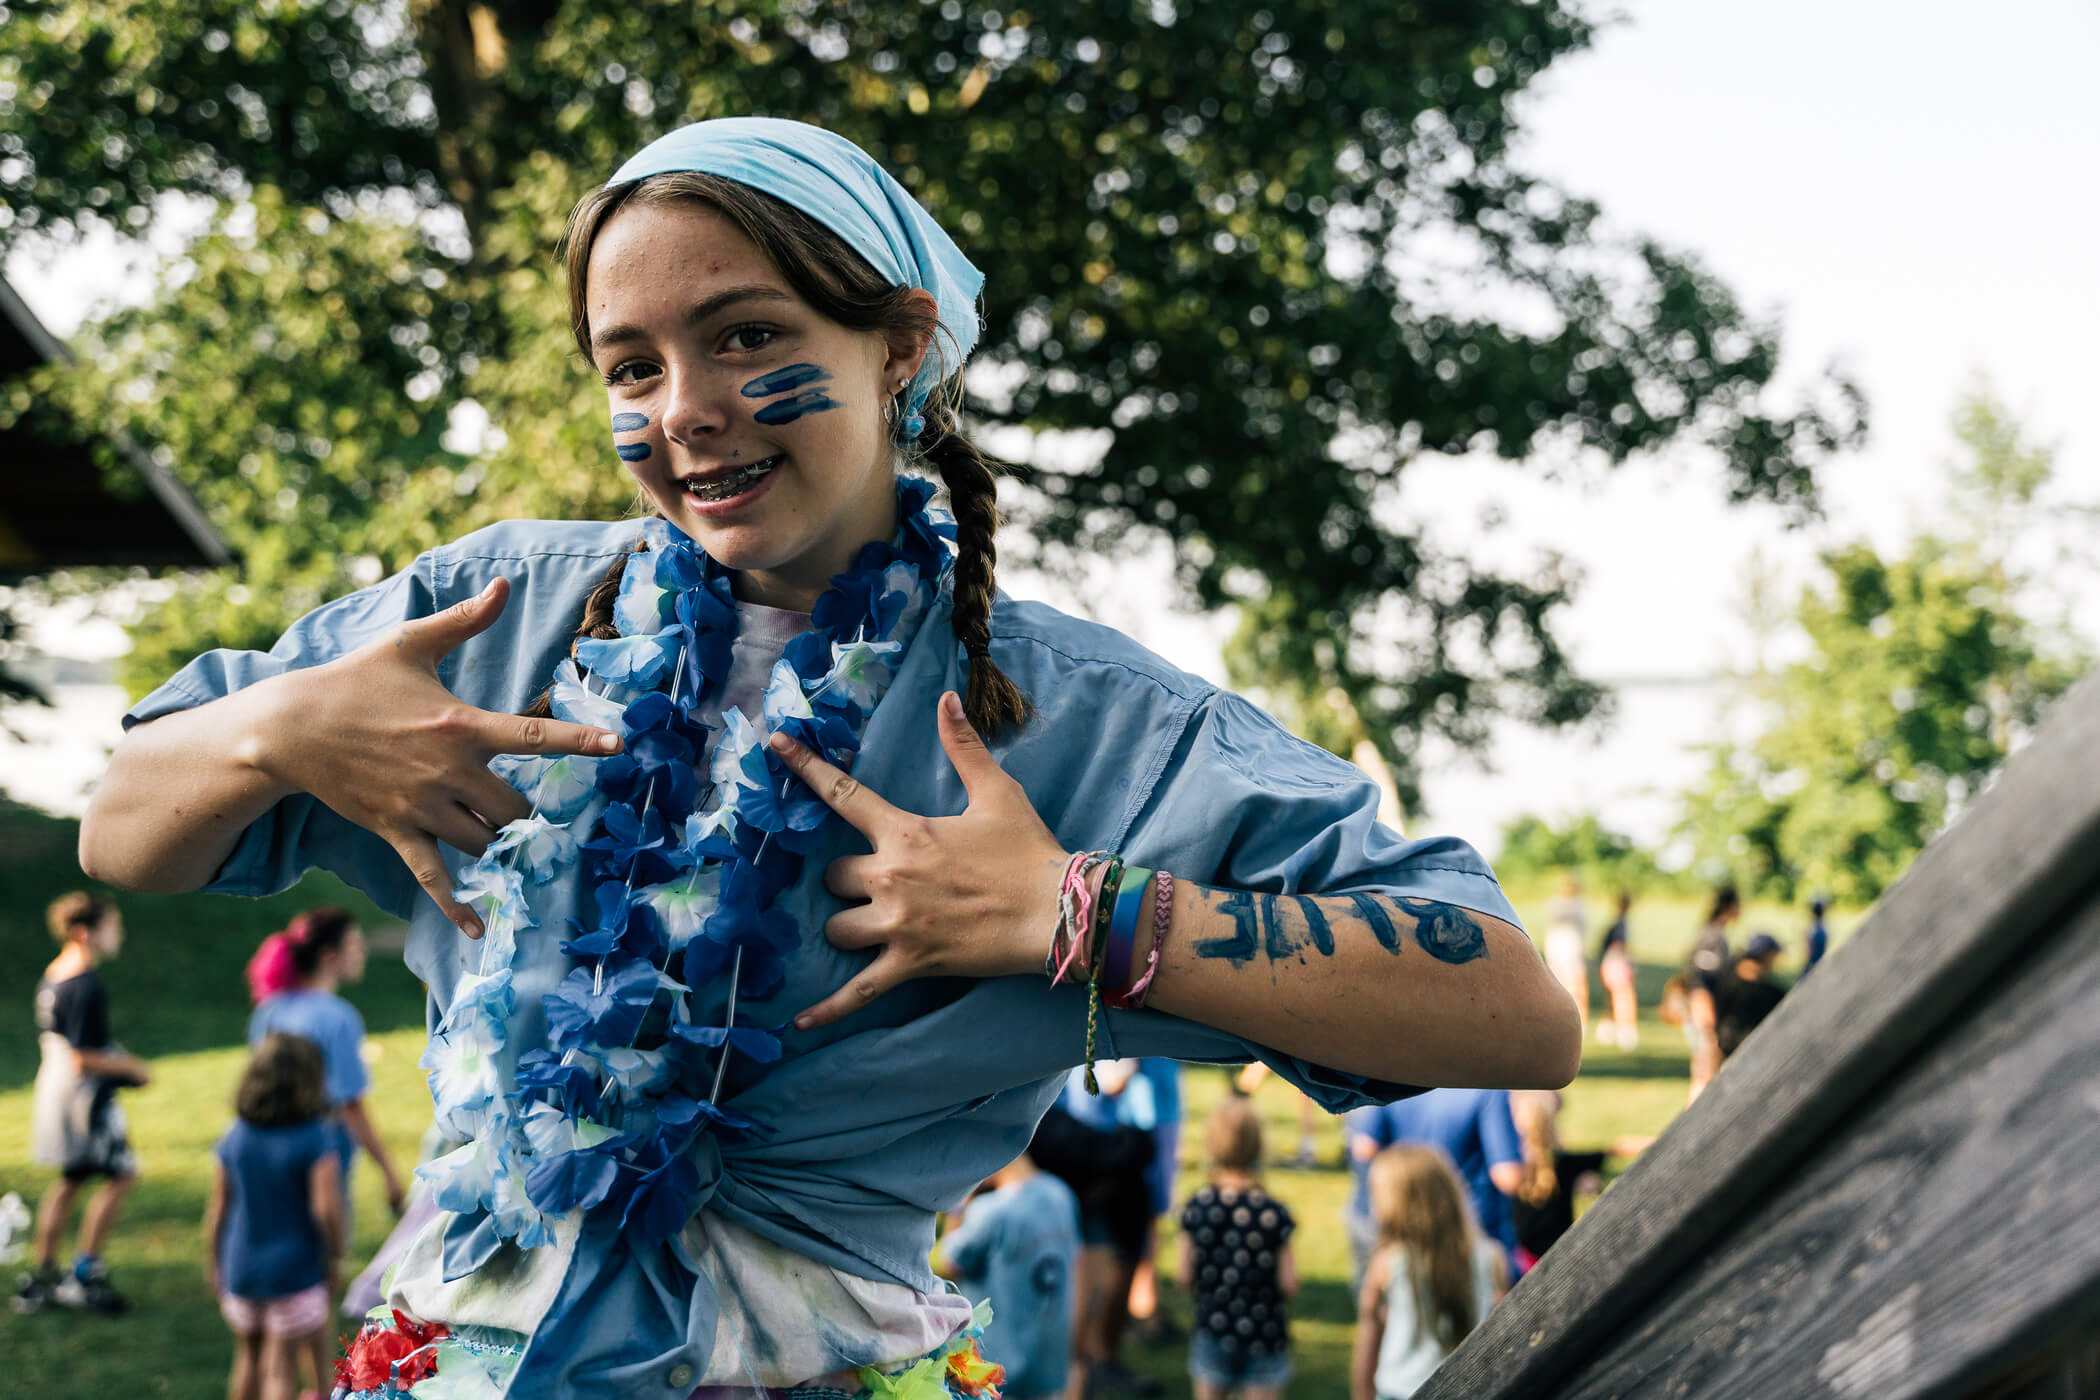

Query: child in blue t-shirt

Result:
[206,1031,344,1400]
[935,1138,1082,1400]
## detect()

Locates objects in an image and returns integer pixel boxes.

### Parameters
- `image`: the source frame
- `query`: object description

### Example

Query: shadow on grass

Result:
[0,798,428,1090]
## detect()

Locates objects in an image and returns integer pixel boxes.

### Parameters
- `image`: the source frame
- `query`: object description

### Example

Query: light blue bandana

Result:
[611,117,983,422]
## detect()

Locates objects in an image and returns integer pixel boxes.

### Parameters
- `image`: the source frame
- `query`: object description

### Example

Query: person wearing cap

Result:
[80,118,1580,1397]
[1713,933,1788,1060]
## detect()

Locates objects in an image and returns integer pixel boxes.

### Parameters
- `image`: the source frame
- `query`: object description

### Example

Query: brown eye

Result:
[722,324,779,354]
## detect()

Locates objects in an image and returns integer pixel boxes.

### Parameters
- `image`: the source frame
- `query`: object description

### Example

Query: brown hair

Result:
[546,170,1031,736]
[1509,1089,1561,1208]
[46,891,112,944]
[1205,1095,1264,1173]
[1368,1145,1482,1348]
[236,1031,330,1128]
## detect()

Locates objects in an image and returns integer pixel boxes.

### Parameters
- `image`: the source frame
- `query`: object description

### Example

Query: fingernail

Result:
[941,691,963,720]
[767,733,792,755]
[794,1015,813,1031]
[597,732,621,753]
[458,913,484,939]
[481,580,499,599]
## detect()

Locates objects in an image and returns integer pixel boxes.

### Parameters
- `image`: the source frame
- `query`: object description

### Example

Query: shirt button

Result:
[666,1363,695,1389]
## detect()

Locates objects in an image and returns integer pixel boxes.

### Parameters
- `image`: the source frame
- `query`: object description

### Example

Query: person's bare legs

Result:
[228,1330,264,1400]
[1610,978,1639,1047]
[1127,1253,1158,1327]
[302,1324,333,1399]
[1191,1380,1230,1400]
[76,1172,135,1257]
[260,1331,303,1400]
[1242,1384,1285,1400]
[32,1177,82,1269]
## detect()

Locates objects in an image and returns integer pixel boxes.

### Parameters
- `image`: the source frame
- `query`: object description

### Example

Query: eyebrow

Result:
[588,284,794,356]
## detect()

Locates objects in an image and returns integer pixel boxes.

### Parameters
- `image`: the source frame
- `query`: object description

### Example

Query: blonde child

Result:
[1177,1098,1297,1400]
[206,1032,344,1400]
[15,892,148,1315]
[1352,1145,1506,1400]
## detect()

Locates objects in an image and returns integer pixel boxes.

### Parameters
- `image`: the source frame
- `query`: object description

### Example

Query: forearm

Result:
[78,679,300,892]
[75,1049,143,1078]
[1136,881,1580,1089]
[1350,1322,1382,1400]
[340,1101,396,1178]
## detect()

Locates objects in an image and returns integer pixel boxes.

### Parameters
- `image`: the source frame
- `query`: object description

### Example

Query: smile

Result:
[680,455,782,503]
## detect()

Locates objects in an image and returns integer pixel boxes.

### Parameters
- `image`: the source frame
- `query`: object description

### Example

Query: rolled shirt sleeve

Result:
[1097,689,1523,1110]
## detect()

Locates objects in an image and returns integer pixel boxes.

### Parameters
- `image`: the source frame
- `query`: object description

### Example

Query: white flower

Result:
[490,754,600,823]
[416,1136,502,1215]
[709,708,766,794]
[761,656,815,729]
[819,629,903,711]
[639,877,719,953]
[484,814,579,884]
[551,659,628,730]
[611,548,674,636]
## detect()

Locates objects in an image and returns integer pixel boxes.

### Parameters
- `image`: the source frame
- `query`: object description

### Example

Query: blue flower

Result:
[687,881,797,1001]
[421,1023,505,1136]
[620,1146,702,1246]
[654,1095,763,1138]
[541,958,658,1052]
[674,575,738,692]
[580,803,669,874]
[593,1044,678,1097]
[672,807,739,867]
[524,1143,621,1215]
[513,1048,601,1119]
[561,880,666,963]
[636,877,718,954]
[666,1018,784,1066]
[574,628,682,689]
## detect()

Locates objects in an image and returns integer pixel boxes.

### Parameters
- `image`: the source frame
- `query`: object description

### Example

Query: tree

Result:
[1491,809,1677,897]
[3,0,1861,796]
[1675,393,2086,904]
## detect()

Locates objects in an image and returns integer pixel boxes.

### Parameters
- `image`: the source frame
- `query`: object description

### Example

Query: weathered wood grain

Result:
[1550,891,2100,1398]
[1418,671,2100,1399]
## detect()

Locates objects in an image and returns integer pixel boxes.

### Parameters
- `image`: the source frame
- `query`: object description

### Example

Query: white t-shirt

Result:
[1371,1235,1504,1399]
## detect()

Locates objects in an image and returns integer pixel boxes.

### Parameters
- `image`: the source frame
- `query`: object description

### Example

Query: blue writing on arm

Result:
[1192,890,1260,968]
[1348,894,1403,954]
[1397,898,1488,965]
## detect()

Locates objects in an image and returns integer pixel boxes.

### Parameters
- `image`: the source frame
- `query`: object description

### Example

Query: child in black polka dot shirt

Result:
[1177,1096,1298,1399]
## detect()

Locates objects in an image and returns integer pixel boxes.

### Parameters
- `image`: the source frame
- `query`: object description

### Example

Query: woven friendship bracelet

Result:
[1128,869,1174,1009]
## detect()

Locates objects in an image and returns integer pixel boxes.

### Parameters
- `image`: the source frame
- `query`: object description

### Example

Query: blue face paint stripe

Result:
[617,443,652,462]
[739,364,831,398]
[754,390,841,427]
[610,412,649,432]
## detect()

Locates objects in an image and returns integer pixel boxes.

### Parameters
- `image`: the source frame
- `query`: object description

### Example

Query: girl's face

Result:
[584,201,928,611]
[333,926,368,984]
[89,913,123,960]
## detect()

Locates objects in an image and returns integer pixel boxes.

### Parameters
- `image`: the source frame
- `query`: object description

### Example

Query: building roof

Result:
[0,276,230,575]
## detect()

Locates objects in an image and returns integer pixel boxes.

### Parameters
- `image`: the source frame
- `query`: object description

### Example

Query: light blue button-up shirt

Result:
[128,516,1522,1396]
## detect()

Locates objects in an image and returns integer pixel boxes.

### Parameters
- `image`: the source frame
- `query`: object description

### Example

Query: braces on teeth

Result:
[686,458,778,501]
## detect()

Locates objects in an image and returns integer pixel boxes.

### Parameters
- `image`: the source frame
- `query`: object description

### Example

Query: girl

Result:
[208,1032,344,1400]
[1351,1146,1506,1400]
[79,117,1577,1397]
[1506,1090,1603,1271]
[17,892,148,1316]
[1684,886,1742,1101]
[1594,891,1638,1049]
[1541,872,1589,1044]
[247,908,408,1257]
[1177,1097,1297,1400]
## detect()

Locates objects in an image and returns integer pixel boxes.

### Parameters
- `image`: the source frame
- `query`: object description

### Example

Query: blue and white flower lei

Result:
[416,476,955,1256]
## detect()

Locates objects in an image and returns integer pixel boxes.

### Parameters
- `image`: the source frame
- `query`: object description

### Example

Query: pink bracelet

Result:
[1050,851,1108,985]
[1127,870,1173,1008]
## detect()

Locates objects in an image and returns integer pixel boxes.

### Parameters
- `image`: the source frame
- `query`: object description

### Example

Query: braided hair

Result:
[532,171,1033,736]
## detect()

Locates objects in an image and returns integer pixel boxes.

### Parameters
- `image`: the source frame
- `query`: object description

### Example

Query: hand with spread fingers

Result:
[768,690,1071,1030]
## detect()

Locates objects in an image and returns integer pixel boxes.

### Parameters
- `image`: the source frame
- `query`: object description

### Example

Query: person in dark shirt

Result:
[1803,895,1830,974]
[15,893,150,1316]
[1714,933,1788,1059]
[1683,886,1741,1102]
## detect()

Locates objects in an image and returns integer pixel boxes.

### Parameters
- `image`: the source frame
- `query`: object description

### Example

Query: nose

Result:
[658,364,733,448]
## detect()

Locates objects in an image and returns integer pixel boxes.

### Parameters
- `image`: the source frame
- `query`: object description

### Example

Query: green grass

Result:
[1,799,1832,1398]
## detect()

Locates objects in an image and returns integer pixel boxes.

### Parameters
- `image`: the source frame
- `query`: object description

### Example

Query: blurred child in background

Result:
[1595,891,1638,1049]
[206,1031,343,1400]
[934,1129,1082,1400]
[1352,1145,1506,1400]
[1178,1097,1297,1400]
[15,892,149,1316]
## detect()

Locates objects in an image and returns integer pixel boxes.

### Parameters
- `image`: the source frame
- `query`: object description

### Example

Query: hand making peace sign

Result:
[768,691,1072,1029]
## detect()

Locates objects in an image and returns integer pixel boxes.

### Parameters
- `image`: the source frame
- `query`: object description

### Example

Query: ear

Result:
[882,288,940,388]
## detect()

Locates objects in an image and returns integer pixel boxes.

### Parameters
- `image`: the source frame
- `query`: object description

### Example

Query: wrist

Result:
[232,670,310,801]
